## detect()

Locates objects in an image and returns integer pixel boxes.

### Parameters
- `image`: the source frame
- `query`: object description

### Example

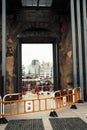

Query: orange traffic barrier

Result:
[0,87,80,117]
[0,96,2,117]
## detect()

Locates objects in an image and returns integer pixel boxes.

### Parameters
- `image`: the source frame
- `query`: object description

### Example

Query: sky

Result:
[22,44,53,67]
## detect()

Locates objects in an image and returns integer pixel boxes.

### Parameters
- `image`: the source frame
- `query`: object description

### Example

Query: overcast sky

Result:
[22,44,53,66]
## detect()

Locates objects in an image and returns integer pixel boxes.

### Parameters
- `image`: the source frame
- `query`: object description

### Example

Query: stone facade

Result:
[0,8,72,93]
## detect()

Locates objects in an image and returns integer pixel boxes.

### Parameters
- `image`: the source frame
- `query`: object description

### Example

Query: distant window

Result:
[22,0,53,7]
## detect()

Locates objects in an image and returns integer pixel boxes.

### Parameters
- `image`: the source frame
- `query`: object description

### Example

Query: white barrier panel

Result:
[63,96,66,106]
[72,89,75,102]
[72,88,78,102]
[26,101,33,112]
[50,98,56,109]
[73,87,80,102]
[3,93,20,114]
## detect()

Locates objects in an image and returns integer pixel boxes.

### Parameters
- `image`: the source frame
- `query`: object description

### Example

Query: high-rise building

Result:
[40,61,53,79]
[28,60,40,78]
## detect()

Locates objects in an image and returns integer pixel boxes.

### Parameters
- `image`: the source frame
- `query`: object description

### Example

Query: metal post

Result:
[2,0,6,95]
[76,0,84,101]
[70,0,78,87]
[17,39,22,92]
[83,0,87,101]
[53,40,59,91]
[0,0,8,123]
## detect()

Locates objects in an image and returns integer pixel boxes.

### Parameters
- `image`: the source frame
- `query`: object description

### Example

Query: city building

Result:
[28,60,40,78]
[40,61,52,79]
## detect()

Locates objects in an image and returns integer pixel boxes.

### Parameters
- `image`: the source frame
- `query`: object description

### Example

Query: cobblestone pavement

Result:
[0,103,87,130]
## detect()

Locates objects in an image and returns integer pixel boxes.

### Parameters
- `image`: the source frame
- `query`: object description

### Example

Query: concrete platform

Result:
[0,103,87,130]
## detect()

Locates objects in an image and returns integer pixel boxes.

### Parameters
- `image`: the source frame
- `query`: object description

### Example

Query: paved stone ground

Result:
[0,103,87,130]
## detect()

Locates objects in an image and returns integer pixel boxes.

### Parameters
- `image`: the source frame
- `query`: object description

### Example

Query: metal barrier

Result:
[0,87,80,117]
[2,93,21,115]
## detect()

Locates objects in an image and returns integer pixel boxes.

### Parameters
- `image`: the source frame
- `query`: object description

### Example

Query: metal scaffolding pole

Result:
[70,0,77,87]
[83,0,87,101]
[76,0,84,101]
[2,0,6,95]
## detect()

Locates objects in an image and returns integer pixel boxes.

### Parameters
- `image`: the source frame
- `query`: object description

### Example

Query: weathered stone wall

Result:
[59,22,72,89]
[0,9,72,93]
